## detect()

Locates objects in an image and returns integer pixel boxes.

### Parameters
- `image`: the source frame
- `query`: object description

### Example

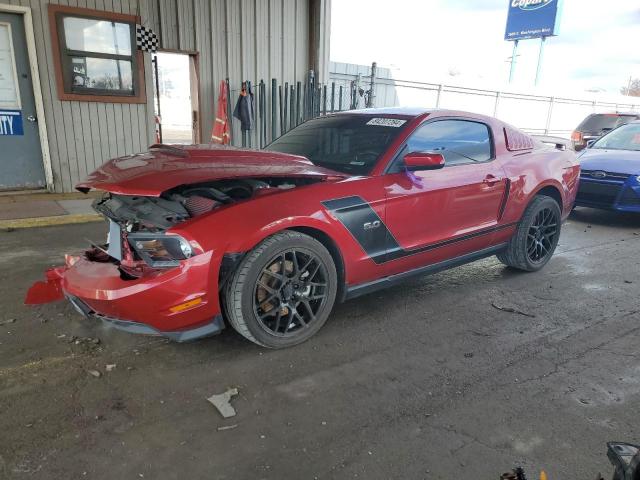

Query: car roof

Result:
[331,107,499,124]
[336,106,436,116]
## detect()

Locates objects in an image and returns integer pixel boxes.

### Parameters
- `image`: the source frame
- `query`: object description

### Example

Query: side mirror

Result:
[403,151,445,171]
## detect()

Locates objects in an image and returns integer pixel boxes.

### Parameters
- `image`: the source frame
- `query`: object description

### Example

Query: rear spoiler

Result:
[532,135,574,151]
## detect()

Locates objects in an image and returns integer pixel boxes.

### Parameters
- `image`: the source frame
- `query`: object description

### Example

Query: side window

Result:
[405,120,492,167]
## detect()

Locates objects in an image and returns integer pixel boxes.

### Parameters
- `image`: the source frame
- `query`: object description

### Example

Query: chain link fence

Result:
[329,63,640,139]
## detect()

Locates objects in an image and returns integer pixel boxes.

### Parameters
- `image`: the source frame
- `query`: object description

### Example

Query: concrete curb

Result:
[0,213,103,230]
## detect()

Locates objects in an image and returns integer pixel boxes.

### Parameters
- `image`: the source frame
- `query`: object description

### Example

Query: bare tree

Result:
[621,78,640,97]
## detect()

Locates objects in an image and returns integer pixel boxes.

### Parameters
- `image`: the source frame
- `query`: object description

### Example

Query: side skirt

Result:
[345,243,508,300]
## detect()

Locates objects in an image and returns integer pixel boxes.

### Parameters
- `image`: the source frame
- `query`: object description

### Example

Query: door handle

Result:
[482,174,503,186]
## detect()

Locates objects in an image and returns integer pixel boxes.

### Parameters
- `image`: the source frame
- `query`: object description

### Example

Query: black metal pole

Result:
[303,78,308,121]
[296,81,301,125]
[152,55,162,143]
[283,82,289,134]
[289,85,295,130]
[330,82,335,113]
[271,79,277,141]
[308,70,315,121]
[350,81,354,110]
[339,85,343,111]
[322,84,327,115]
[247,80,251,148]
[278,85,284,136]
[367,62,377,108]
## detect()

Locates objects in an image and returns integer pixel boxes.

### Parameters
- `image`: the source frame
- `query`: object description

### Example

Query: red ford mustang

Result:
[26,108,580,348]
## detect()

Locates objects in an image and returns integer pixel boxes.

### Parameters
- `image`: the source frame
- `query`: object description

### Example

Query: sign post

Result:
[508,40,519,84]
[534,36,547,86]
[504,0,563,85]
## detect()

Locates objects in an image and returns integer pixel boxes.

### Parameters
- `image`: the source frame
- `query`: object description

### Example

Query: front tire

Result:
[224,231,338,348]
[497,195,561,271]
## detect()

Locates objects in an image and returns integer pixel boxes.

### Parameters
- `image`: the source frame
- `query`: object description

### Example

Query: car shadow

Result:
[569,207,640,229]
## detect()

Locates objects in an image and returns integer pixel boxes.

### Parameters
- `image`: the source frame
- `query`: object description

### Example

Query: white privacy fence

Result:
[329,69,640,139]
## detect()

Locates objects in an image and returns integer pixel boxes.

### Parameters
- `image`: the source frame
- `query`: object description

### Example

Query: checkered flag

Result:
[136,25,159,53]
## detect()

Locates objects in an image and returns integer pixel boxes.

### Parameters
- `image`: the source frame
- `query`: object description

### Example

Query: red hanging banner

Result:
[211,80,231,144]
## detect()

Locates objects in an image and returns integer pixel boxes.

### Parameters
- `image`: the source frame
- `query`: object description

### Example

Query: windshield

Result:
[577,114,637,133]
[264,115,410,175]
[592,123,640,151]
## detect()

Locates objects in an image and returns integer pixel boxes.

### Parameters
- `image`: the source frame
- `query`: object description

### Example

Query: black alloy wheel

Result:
[497,194,562,272]
[254,249,329,336]
[526,207,559,264]
[224,230,338,348]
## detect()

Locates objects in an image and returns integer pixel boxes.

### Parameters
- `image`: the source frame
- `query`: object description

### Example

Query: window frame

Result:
[48,4,146,103]
[385,117,496,174]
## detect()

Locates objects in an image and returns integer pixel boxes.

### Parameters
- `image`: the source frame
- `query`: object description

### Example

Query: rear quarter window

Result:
[504,127,534,151]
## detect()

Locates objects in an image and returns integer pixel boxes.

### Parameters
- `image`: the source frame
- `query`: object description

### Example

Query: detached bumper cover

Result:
[25,266,67,304]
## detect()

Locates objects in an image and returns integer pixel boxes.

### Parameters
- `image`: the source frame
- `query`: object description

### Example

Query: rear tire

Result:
[497,195,561,272]
[224,230,338,348]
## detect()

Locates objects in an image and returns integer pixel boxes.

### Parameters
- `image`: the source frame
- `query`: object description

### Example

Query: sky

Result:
[330,0,640,96]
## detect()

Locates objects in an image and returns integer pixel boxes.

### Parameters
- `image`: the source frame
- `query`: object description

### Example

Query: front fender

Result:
[170,183,381,286]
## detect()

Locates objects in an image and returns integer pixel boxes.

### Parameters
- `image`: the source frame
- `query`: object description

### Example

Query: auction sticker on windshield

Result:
[366,118,407,127]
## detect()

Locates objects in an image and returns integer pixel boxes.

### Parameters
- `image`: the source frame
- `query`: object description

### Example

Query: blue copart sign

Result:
[0,110,24,136]
[504,0,562,41]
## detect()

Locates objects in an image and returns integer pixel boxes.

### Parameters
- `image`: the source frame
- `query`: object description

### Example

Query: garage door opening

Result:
[152,51,199,144]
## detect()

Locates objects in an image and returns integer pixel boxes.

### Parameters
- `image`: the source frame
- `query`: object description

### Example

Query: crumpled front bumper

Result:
[25,251,226,342]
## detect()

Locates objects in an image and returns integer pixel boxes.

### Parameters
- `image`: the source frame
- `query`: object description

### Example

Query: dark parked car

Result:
[575,120,640,212]
[572,112,640,151]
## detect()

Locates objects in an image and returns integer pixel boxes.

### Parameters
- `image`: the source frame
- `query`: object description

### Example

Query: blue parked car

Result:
[575,121,640,212]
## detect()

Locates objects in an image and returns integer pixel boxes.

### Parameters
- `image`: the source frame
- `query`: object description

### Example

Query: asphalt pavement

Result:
[1,208,639,479]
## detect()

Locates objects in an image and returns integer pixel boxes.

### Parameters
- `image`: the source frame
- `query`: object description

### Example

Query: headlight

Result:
[128,233,193,267]
[636,175,640,183]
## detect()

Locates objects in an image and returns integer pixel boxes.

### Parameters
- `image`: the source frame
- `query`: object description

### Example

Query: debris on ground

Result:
[65,335,100,345]
[491,302,536,318]
[105,364,116,372]
[87,369,101,378]
[470,330,492,337]
[500,466,527,480]
[66,336,102,353]
[0,318,16,325]
[464,352,474,358]
[216,424,238,431]
[207,388,239,418]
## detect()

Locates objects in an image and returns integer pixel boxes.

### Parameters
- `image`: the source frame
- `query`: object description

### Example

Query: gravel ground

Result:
[1,208,639,479]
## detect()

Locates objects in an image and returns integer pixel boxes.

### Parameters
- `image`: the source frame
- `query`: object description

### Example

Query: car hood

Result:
[76,145,347,196]
[579,148,640,174]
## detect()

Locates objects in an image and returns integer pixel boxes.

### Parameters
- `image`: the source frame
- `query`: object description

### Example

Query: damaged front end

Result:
[87,177,314,276]
[23,175,325,340]
[29,176,317,295]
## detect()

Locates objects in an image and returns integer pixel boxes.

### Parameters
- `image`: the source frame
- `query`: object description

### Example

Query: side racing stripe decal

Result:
[322,196,397,264]
[322,195,517,265]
